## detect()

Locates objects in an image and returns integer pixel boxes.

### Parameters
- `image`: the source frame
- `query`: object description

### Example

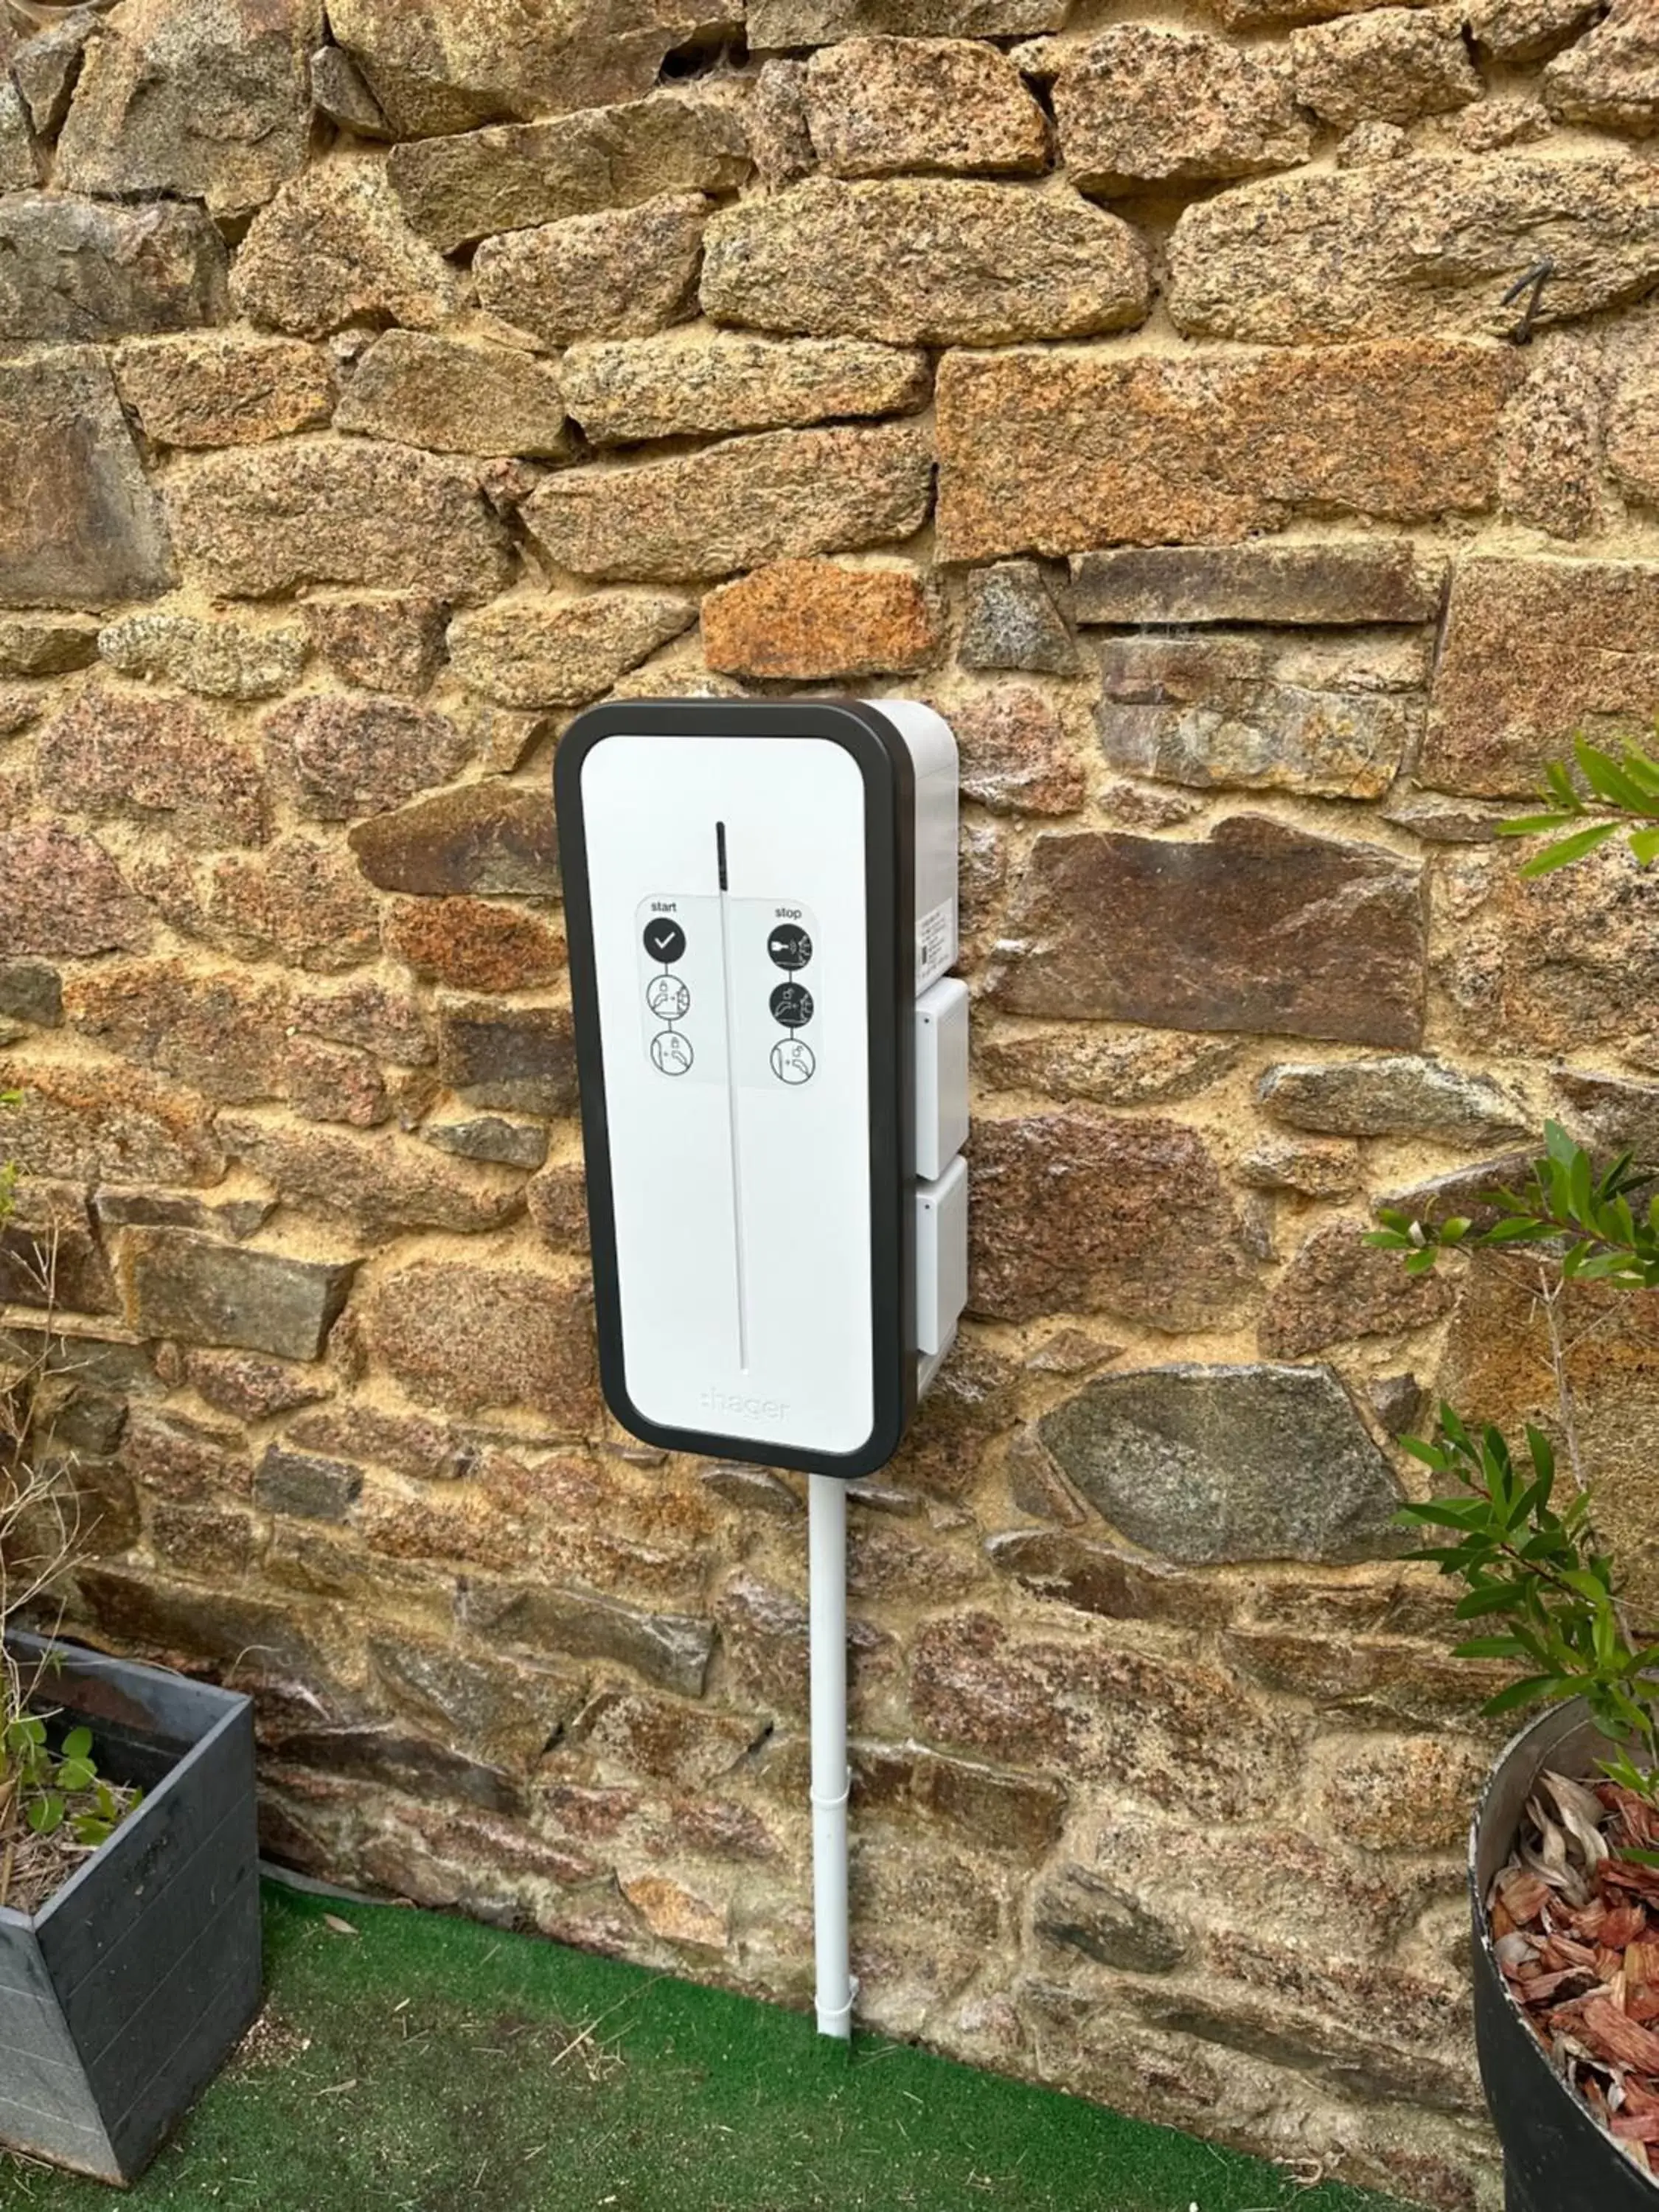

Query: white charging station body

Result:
[556,698,967,1480]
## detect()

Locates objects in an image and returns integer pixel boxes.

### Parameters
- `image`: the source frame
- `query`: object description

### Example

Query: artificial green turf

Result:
[0,1882,1422,2212]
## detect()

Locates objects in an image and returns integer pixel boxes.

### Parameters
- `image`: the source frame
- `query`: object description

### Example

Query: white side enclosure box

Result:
[555,698,964,1479]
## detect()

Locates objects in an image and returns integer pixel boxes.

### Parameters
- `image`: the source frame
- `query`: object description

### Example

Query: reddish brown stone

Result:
[0,825,151,959]
[526,1161,591,1254]
[302,595,449,698]
[384,897,564,992]
[262,693,473,822]
[936,341,1519,562]
[66,961,293,1106]
[990,818,1427,1048]
[1422,556,1659,797]
[969,1110,1256,1329]
[220,1113,526,1239]
[204,836,381,973]
[364,1262,599,1426]
[0,1058,224,1184]
[347,783,559,898]
[184,1348,333,1422]
[1260,1221,1455,1360]
[37,685,268,848]
[702,558,941,678]
[943,684,1085,815]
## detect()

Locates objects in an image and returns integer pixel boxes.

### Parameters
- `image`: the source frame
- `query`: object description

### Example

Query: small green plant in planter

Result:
[1368,736,1659,2199]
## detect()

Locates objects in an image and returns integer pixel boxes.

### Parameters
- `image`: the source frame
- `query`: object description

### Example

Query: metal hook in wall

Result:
[1502,260,1555,347]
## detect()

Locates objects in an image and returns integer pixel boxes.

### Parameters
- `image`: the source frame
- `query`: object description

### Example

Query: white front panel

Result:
[582,734,875,1455]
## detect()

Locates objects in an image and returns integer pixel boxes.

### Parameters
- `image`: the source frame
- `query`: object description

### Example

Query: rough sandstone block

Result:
[936,342,1517,562]
[0,347,176,607]
[990,817,1427,1046]
[701,178,1150,349]
[0,616,100,677]
[0,1060,223,1186]
[458,1581,712,1697]
[66,961,298,1105]
[702,559,941,678]
[232,161,462,339]
[0,826,151,960]
[10,12,97,137]
[201,835,381,974]
[447,593,697,709]
[1095,629,1427,800]
[932,684,1084,815]
[1203,0,1459,25]
[119,1230,355,1362]
[165,439,511,602]
[347,785,559,898]
[437,1002,578,1116]
[1543,0,1659,130]
[55,0,321,219]
[802,38,1047,178]
[959,561,1077,675]
[0,192,229,344]
[387,96,750,254]
[1467,0,1601,60]
[1168,159,1659,345]
[1259,1056,1531,1143]
[560,329,928,445]
[0,82,40,189]
[473,195,710,349]
[38,685,268,846]
[1290,7,1481,127]
[327,0,696,139]
[1040,1364,1405,1565]
[97,612,307,702]
[364,1262,599,1427]
[523,420,933,584]
[335,332,571,460]
[114,333,335,449]
[1422,557,1659,796]
[304,597,449,698]
[1070,543,1443,628]
[968,1110,1256,1329]
[1048,27,1310,195]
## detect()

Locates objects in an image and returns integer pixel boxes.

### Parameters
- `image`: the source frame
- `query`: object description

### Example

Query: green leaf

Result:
[1631,825,1659,866]
[1519,821,1623,875]
[1453,1635,1531,1660]
[60,1728,92,1763]
[26,1793,63,1836]
[1482,1675,1572,1717]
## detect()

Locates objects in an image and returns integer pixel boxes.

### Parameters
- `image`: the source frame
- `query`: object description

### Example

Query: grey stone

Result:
[348,784,557,898]
[1554,1071,1659,1165]
[0,960,60,1025]
[254,1443,363,1523]
[1371,1373,1427,1437]
[0,613,100,674]
[0,79,41,185]
[959,561,1077,675]
[438,1003,578,1116]
[1377,1155,1537,1237]
[309,42,390,136]
[0,192,229,342]
[1034,1859,1190,1975]
[459,1580,714,1698]
[12,10,101,136]
[1039,1363,1406,1566]
[118,1228,357,1361]
[1259,1057,1533,1144]
[97,611,307,700]
[387,96,749,255]
[0,347,175,608]
[422,1116,548,1169]
[92,1189,273,1240]
[1071,544,1444,628]
[55,0,321,219]
[699,1463,801,1517]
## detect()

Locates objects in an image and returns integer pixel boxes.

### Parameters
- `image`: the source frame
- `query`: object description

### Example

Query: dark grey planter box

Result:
[0,1633,260,2184]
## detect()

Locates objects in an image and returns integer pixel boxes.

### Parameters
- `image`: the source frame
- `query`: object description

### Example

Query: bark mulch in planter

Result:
[1490,1768,1659,2174]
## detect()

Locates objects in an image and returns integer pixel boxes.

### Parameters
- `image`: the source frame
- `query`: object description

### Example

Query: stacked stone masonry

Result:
[5,1,1659,2203]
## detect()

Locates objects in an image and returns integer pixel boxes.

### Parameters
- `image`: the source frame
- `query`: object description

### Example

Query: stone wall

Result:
[2,1,1658,2203]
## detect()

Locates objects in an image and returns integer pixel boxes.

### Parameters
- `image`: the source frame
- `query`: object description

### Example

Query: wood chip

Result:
[1579,1996,1659,2076]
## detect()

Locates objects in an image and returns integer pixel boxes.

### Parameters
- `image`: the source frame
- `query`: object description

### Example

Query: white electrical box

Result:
[556,699,966,1478]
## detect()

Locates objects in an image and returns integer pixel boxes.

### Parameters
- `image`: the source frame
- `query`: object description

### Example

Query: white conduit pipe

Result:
[808,1472,856,2039]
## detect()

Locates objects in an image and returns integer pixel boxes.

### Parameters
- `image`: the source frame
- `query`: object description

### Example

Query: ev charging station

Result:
[554,698,967,2039]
